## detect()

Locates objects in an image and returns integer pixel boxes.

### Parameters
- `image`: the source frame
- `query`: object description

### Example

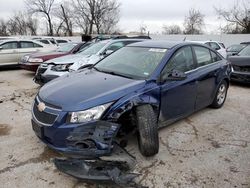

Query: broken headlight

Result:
[69,102,113,123]
[51,63,73,71]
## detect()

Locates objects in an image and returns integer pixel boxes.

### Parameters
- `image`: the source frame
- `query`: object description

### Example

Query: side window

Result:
[39,40,50,44]
[20,41,34,48]
[210,42,221,50]
[106,42,125,52]
[0,42,18,49]
[194,46,213,67]
[33,42,43,48]
[162,46,195,74]
[211,51,222,62]
[123,40,139,46]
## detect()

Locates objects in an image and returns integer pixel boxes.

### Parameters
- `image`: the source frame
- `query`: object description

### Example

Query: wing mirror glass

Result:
[160,69,187,83]
[102,50,114,56]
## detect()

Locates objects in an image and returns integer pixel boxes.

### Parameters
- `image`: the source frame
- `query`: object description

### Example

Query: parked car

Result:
[193,41,227,58]
[36,39,57,46]
[19,42,91,72]
[31,41,231,158]
[34,38,146,84]
[0,39,56,67]
[226,44,247,58]
[229,45,250,83]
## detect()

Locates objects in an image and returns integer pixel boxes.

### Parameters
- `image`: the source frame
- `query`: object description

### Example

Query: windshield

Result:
[238,45,250,56]
[227,44,246,52]
[56,43,78,52]
[79,41,108,55]
[95,47,167,79]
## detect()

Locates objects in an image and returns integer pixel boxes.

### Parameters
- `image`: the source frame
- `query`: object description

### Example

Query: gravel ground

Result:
[0,69,249,188]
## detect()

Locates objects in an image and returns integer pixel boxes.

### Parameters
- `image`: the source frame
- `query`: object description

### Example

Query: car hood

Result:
[29,51,68,60]
[39,69,146,111]
[45,54,101,70]
[228,56,250,66]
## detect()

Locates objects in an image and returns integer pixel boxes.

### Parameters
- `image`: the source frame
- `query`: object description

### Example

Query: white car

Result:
[34,38,146,84]
[191,41,227,58]
[0,39,57,67]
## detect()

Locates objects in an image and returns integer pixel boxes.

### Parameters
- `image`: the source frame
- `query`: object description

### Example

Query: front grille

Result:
[233,65,250,73]
[37,67,47,75]
[32,96,60,126]
[33,103,58,125]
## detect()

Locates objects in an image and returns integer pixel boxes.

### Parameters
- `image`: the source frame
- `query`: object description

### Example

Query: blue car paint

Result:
[32,41,231,153]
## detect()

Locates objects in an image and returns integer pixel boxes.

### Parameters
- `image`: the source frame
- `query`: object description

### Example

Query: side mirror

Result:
[214,47,220,51]
[0,46,3,51]
[102,50,114,56]
[161,69,187,82]
[232,52,238,56]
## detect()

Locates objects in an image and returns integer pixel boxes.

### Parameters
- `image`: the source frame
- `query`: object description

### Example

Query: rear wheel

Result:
[135,105,159,157]
[210,80,228,108]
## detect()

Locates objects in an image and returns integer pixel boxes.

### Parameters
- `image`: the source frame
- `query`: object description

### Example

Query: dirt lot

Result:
[0,69,250,188]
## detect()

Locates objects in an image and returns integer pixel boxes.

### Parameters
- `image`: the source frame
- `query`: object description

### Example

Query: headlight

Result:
[51,64,73,71]
[28,58,44,63]
[69,102,113,123]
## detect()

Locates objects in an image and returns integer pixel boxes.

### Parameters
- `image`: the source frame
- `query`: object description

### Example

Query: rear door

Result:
[18,41,43,58]
[159,46,197,124]
[0,41,19,65]
[193,45,223,110]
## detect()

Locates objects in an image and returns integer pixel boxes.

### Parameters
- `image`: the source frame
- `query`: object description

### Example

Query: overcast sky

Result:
[0,0,237,34]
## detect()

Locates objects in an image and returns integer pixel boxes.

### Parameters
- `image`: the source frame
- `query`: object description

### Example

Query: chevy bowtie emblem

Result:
[37,102,46,112]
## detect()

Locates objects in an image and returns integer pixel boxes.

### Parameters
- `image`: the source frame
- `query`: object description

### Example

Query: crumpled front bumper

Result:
[63,121,121,158]
[50,121,140,187]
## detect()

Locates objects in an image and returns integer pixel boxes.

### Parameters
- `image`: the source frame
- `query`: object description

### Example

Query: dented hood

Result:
[39,69,145,111]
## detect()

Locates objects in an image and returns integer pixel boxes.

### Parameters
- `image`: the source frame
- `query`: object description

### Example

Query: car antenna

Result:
[183,37,186,41]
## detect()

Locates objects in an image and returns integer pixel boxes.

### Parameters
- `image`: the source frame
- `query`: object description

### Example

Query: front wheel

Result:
[210,80,228,108]
[136,105,159,157]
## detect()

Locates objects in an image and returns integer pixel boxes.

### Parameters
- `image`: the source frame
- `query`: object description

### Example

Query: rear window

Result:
[194,46,213,67]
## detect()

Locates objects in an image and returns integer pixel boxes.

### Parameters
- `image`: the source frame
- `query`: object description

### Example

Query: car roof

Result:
[0,39,43,43]
[128,40,186,49]
[128,40,226,50]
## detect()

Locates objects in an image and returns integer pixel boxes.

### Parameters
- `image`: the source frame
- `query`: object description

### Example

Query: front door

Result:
[0,41,19,65]
[159,46,198,125]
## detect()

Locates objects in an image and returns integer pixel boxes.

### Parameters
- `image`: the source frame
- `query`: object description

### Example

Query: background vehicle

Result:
[0,39,56,67]
[31,41,231,158]
[19,42,91,72]
[192,41,227,58]
[34,38,147,84]
[229,45,250,83]
[226,44,247,58]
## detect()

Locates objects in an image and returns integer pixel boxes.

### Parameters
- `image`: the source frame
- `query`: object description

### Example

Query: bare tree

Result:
[215,0,250,33]
[54,2,74,36]
[0,19,8,36]
[6,12,38,35]
[26,0,55,36]
[162,24,182,34]
[93,0,120,34]
[72,0,120,35]
[184,8,205,34]
[139,24,147,35]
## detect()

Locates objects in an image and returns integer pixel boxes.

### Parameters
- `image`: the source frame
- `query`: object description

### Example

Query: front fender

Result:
[103,81,161,121]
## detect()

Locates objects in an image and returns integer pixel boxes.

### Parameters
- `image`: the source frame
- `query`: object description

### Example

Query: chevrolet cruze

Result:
[31,41,231,157]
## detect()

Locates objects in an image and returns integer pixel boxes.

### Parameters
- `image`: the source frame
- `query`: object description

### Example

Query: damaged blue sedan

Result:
[32,41,231,157]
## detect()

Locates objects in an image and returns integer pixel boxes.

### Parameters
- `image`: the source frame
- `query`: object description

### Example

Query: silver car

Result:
[34,38,146,84]
[0,39,57,67]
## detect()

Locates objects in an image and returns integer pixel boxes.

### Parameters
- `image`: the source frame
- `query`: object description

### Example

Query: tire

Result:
[210,80,228,109]
[135,105,159,157]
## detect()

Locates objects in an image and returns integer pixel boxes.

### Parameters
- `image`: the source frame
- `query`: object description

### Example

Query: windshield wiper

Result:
[92,67,134,79]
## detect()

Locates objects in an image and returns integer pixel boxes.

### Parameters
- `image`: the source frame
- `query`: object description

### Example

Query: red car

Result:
[19,42,90,72]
